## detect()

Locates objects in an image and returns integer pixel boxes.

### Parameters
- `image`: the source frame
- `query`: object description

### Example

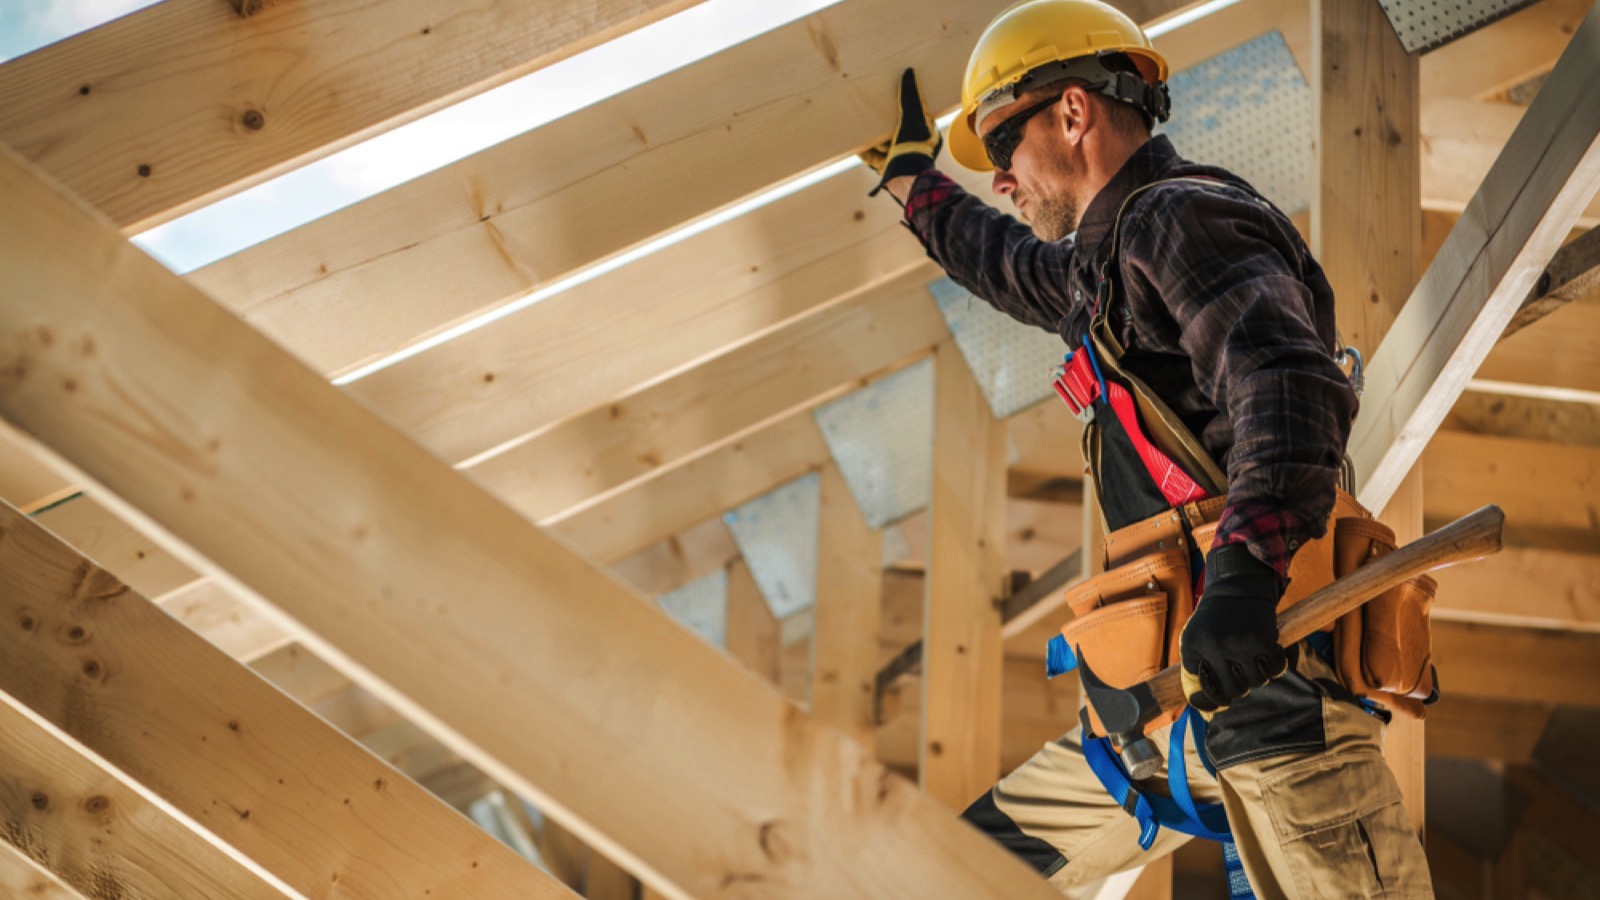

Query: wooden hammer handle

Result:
[1145,504,1505,717]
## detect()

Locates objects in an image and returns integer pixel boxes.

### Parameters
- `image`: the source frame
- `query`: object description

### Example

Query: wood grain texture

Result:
[920,342,1008,809]
[0,501,570,899]
[0,840,83,900]
[1349,1,1600,512]
[0,0,706,231]
[811,464,883,749]
[0,693,283,898]
[178,0,1187,377]
[469,269,949,524]
[0,143,1060,900]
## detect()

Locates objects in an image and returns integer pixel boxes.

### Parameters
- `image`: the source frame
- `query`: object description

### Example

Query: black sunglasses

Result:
[982,95,1060,171]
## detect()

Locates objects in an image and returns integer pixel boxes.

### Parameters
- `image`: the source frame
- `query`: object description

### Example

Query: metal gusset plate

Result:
[657,567,729,647]
[812,359,934,529]
[928,277,1063,419]
[723,473,819,620]
[1377,0,1538,54]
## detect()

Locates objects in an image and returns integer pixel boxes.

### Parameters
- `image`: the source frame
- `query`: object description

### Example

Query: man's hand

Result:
[1180,543,1289,714]
[860,68,942,197]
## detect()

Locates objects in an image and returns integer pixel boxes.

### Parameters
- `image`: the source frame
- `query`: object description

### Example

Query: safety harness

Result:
[1041,176,1283,898]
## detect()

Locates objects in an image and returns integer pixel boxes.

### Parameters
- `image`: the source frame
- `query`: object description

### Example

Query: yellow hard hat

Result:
[948,0,1171,172]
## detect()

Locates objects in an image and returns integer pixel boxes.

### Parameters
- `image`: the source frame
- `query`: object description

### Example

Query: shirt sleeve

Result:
[901,169,1076,332]
[1119,185,1357,583]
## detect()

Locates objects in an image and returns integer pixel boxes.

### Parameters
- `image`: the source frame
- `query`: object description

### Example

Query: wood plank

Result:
[180,0,1185,377]
[553,411,830,567]
[1313,0,1420,353]
[1422,98,1600,228]
[920,343,1008,809]
[606,516,739,598]
[0,840,83,900]
[725,558,782,685]
[0,425,76,512]
[0,0,706,231]
[811,465,883,749]
[1422,0,1589,103]
[1431,544,1600,630]
[348,166,947,461]
[0,499,569,898]
[1500,225,1600,339]
[1474,297,1600,396]
[1348,1,1600,512]
[469,269,949,524]
[0,144,1060,900]
[30,494,196,598]
[0,692,284,898]
[1431,621,1600,708]
[1423,430,1600,543]
[155,579,290,663]
[1443,392,1600,448]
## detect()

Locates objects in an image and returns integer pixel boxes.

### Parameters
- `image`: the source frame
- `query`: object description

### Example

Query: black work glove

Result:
[859,68,942,197]
[1180,543,1289,715]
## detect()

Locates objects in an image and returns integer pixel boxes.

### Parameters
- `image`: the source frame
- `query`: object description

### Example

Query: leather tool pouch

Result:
[1331,518,1439,719]
[1064,489,1438,735]
[1060,509,1194,737]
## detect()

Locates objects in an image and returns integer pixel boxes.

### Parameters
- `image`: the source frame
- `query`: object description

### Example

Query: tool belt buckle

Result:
[1052,358,1096,425]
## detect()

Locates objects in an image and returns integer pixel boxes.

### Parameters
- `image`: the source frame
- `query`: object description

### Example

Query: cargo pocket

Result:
[1260,749,1414,899]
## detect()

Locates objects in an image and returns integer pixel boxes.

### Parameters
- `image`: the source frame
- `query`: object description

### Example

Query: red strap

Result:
[1104,380,1208,506]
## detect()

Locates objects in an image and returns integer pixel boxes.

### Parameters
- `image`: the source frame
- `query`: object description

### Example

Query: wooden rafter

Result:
[0,500,570,898]
[0,144,1060,900]
[1348,0,1600,512]
[0,0,707,232]
[1500,225,1600,338]
[0,692,284,898]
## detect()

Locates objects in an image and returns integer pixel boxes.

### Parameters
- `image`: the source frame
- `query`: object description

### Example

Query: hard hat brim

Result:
[948,114,994,173]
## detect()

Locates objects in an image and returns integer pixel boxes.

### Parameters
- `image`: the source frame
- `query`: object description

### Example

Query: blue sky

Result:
[2,0,844,273]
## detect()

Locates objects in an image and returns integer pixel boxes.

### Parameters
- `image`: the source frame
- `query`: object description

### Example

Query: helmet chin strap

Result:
[974,54,1170,131]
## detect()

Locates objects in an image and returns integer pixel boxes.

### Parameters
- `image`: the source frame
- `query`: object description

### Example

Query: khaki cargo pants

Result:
[965,652,1433,899]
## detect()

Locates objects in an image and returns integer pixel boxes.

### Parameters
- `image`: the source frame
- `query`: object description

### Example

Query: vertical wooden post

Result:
[1378,471,1426,832]
[921,342,1008,809]
[811,464,884,748]
[1313,0,1426,832]
[724,557,781,685]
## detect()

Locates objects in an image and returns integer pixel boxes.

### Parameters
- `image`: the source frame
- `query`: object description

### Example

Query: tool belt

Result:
[1051,176,1438,737]
[1060,491,1439,737]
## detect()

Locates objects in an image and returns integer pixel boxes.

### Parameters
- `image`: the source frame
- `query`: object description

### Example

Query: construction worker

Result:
[861,1,1435,896]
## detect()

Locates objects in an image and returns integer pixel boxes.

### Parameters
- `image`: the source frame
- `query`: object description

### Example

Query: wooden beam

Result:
[0,144,1060,900]
[1431,544,1600,630]
[31,494,196,598]
[1313,0,1420,353]
[0,840,83,900]
[0,500,569,897]
[1474,294,1600,396]
[1431,621,1600,708]
[553,411,830,567]
[920,343,1008,809]
[1348,0,1600,512]
[179,0,1186,377]
[1500,221,1600,339]
[0,425,76,511]
[347,166,943,460]
[811,465,883,748]
[1423,430,1600,544]
[0,692,284,898]
[0,0,707,232]
[1422,0,1589,102]
[469,269,948,523]
[606,516,739,598]
[725,558,782,685]
[1443,392,1600,447]
[1422,98,1600,228]
[154,579,290,663]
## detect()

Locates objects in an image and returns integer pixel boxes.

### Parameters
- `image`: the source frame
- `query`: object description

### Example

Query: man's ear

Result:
[1056,85,1092,146]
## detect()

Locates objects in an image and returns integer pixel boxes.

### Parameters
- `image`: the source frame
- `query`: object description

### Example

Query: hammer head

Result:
[1077,650,1160,737]
[1078,650,1165,780]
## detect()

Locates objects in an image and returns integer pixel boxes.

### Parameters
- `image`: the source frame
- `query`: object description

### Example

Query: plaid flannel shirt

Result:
[903,136,1358,582]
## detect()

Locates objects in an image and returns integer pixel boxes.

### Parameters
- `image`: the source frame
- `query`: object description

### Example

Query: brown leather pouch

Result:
[1331,518,1438,719]
[1060,544,1193,735]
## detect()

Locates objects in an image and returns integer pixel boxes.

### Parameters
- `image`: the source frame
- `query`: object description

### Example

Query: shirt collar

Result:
[1073,134,1183,261]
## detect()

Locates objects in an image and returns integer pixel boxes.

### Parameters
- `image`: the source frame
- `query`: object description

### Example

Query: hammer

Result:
[1079,504,1505,779]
